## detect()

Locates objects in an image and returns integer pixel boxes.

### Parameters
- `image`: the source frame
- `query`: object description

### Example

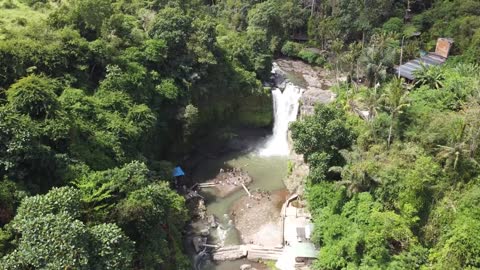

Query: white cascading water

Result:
[214,214,233,246]
[259,67,303,156]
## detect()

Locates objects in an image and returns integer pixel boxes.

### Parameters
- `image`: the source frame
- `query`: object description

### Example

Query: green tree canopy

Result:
[6,75,60,119]
[0,187,134,270]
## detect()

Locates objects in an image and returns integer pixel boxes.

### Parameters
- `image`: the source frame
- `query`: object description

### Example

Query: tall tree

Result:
[381,78,409,148]
[0,187,134,270]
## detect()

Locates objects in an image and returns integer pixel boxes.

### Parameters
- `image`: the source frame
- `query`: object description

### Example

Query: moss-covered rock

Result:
[236,88,273,128]
[195,86,273,129]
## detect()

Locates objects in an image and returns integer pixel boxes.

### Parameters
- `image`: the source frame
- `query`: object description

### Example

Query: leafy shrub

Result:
[314,54,327,66]
[298,49,326,66]
[32,1,48,11]
[298,49,317,63]
[2,0,17,9]
[13,17,27,26]
[287,160,294,176]
[21,0,47,7]
[156,78,180,100]
[382,17,403,33]
[281,41,303,57]
[281,41,326,66]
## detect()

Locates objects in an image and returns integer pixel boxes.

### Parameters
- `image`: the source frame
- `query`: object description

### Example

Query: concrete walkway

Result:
[212,245,284,261]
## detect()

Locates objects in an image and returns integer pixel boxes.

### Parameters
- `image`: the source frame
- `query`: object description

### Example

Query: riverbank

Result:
[185,58,331,270]
[276,58,340,195]
[199,168,253,198]
[231,189,289,247]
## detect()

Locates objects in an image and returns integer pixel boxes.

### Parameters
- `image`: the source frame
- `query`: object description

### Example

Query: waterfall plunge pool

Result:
[188,61,304,270]
[193,150,289,246]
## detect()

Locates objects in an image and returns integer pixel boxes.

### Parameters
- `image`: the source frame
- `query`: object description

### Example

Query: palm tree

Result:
[360,33,397,87]
[360,46,387,87]
[381,78,410,148]
[438,102,480,170]
[436,144,469,171]
[464,101,480,161]
[342,42,362,84]
[331,148,380,196]
[332,39,344,83]
[361,85,382,121]
[436,104,480,172]
[413,64,445,89]
[436,125,477,171]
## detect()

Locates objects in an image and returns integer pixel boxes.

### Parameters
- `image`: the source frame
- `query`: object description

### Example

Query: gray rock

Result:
[192,236,206,253]
[200,229,210,236]
[207,215,218,228]
[240,264,252,270]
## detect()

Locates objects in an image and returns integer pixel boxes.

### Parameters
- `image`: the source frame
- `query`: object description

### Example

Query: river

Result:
[190,62,305,270]
[196,153,289,245]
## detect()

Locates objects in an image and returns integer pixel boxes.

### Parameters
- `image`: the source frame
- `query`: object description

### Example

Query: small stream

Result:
[189,61,305,270]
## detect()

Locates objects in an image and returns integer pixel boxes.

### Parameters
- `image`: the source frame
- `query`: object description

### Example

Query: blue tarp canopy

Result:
[173,166,185,177]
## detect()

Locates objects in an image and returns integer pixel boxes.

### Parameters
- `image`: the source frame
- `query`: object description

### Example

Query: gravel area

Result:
[231,190,289,247]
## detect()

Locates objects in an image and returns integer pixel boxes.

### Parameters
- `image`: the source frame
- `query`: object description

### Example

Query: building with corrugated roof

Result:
[395,38,453,80]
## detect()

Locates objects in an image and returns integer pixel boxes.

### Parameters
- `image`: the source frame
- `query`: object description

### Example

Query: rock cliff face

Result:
[236,89,273,127]
[277,59,339,194]
[276,59,337,118]
[285,132,309,195]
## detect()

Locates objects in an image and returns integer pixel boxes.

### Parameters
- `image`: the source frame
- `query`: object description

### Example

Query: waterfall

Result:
[259,66,303,156]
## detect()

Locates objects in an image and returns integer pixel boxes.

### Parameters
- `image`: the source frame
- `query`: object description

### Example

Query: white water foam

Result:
[213,214,234,247]
[259,82,303,156]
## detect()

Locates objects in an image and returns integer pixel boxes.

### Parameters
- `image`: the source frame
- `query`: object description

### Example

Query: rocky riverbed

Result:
[206,168,253,198]
[231,189,289,247]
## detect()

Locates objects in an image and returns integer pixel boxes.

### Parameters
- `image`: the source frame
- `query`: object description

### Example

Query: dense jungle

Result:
[0,0,479,269]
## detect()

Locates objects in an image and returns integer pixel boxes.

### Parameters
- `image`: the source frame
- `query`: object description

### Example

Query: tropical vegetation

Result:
[1,0,479,269]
